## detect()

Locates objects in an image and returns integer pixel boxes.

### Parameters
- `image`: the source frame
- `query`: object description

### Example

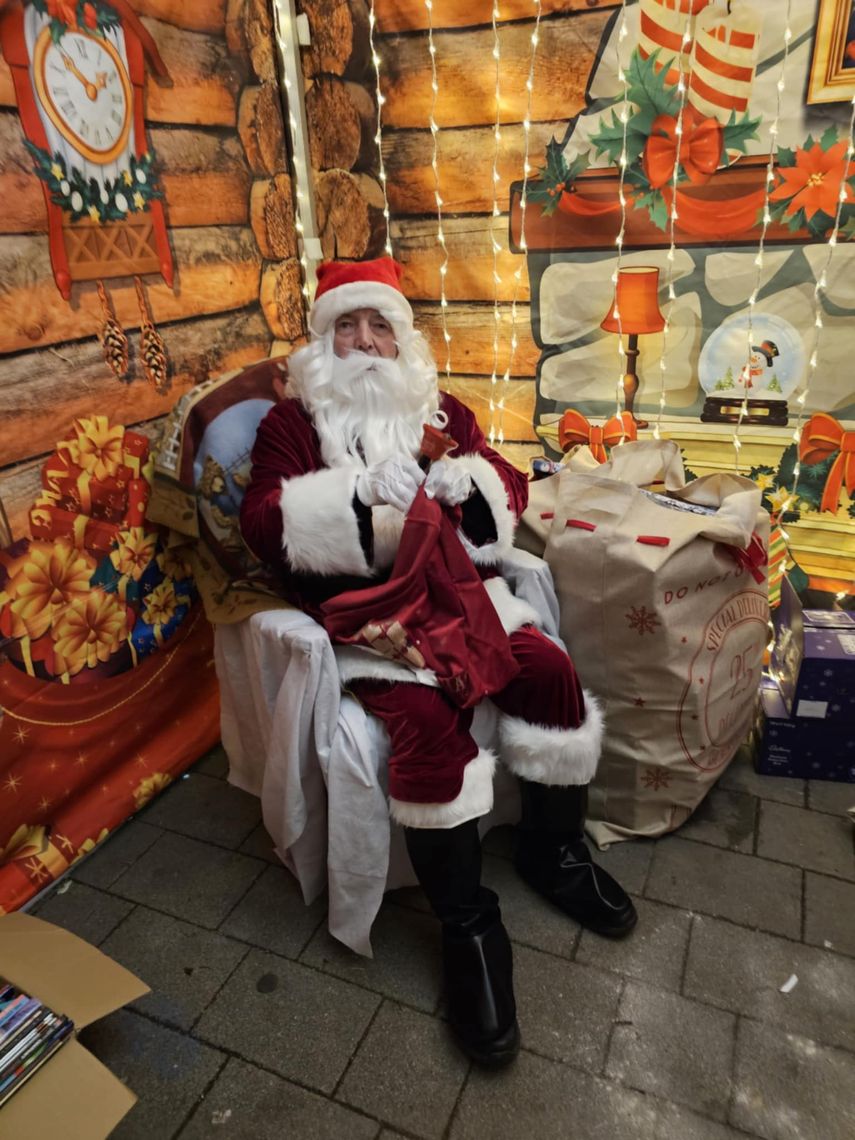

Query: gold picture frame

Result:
[807,0,855,104]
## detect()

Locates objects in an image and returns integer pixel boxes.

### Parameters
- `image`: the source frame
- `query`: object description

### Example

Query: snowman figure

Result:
[738,339,780,392]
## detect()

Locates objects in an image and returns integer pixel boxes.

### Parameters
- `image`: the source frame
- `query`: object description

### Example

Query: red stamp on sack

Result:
[676,589,768,772]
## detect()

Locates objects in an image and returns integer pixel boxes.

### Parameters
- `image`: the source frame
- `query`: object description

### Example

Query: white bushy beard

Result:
[286,327,440,469]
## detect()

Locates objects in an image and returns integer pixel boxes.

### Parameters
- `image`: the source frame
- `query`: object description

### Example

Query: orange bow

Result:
[799,412,855,513]
[558,410,637,462]
[643,106,723,190]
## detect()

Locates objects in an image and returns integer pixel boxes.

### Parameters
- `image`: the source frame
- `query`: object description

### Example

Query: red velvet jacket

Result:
[239,392,528,623]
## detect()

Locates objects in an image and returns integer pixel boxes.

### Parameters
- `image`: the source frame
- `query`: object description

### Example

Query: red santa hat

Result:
[309,257,414,337]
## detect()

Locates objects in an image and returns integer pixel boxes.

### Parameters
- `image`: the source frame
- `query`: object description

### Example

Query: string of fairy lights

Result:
[368,0,393,256]
[487,1,504,446]
[652,8,693,440]
[610,0,632,422]
[731,2,794,462]
[424,0,452,380]
[499,0,544,447]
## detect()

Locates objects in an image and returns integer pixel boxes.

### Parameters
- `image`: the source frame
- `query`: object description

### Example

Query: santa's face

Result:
[333,308,398,359]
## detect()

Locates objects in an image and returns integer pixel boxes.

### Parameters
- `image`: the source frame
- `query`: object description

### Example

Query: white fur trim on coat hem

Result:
[498,692,603,786]
[452,453,516,566]
[279,466,371,576]
[389,748,496,829]
[483,576,541,634]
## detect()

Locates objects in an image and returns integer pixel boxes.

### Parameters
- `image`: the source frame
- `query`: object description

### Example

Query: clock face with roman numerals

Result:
[33,26,132,166]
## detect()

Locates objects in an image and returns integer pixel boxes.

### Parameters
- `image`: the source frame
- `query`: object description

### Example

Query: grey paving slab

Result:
[606,981,736,1121]
[101,906,248,1031]
[451,1049,662,1140]
[194,743,230,779]
[807,777,855,816]
[337,1001,468,1140]
[717,747,806,807]
[757,800,855,881]
[482,853,580,958]
[78,1008,225,1140]
[576,897,693,992]
[513,944,621,1071]
[300,902,442,1013]
[178,1057,379,1140]
[805,871,855,957]
[676,787,757,853]
[219,864,327,959]
[645,837,802,938]
[652,1101,760,1140]
[111,831,264,929]
[684,913,855,1052]
[71,819,163,889]
[195,948,380,1094]
[731,1019,855,1140]
[141,771,261,849]
[238,822,283,865]
[31,880,134,945]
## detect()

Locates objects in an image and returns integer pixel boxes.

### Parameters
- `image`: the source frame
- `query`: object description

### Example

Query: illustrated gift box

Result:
[771,578,855,724]
[754,677,855,783]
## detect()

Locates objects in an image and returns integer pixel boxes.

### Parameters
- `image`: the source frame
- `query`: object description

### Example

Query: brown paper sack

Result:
[538,439,770,847]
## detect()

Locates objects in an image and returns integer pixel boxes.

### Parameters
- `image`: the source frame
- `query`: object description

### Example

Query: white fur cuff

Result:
[483,576,541,635]
[279,466,371,576]
[452,453,516,565]
[498,693,604,786]
[389,748,496,829]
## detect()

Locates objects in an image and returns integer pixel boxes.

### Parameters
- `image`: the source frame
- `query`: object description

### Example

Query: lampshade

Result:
[600,267,666,335]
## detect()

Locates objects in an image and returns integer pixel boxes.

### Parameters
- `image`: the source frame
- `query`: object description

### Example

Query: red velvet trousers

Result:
[348,625,584,806]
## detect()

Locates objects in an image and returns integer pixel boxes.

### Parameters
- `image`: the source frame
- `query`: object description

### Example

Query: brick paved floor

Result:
[30,744,855,1140]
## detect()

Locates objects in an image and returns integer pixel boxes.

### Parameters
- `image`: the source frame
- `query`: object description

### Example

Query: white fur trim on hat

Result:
[498,692,604,786]
[309,282,413,338]
[451,453,516,566]
[389,748,496,829]
[279,466,371,576]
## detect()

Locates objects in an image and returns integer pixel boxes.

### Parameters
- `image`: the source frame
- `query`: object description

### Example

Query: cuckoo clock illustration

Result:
[0,0,173,389]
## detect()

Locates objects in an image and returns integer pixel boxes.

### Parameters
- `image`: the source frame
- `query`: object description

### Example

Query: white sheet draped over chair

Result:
[214,548,563,956]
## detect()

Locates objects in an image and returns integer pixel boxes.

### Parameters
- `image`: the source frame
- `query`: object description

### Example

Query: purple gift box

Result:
[755,678,855,782]
[771,579,855,723]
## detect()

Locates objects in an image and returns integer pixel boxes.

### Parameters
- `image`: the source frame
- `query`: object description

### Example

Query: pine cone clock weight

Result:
[135,276,171,396]
[96,280,129,381]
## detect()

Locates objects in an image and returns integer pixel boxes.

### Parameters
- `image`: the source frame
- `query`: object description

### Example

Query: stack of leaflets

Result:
[0,979,74,1106]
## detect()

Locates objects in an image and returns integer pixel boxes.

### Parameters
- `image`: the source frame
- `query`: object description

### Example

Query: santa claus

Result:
[240,257,636,1068]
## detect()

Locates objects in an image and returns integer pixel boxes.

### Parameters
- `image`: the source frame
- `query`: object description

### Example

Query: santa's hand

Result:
[355,456,425,513]
[424,460,473,506]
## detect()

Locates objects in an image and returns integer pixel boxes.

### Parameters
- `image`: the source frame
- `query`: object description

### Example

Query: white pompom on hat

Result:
[309,257,414,338]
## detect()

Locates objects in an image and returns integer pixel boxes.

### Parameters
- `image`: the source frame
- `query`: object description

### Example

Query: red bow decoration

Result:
[799,412,855,513]
[558,410,637,462]
[643,106,723,190]
[719,531,767,585]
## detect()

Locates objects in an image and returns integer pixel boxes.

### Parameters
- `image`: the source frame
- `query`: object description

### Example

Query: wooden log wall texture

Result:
[370,2,619,466]
[0,2,278,539]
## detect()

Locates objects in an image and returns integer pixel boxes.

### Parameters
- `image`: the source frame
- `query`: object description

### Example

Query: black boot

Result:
[404,820,519,1068]
[515,781,638,938]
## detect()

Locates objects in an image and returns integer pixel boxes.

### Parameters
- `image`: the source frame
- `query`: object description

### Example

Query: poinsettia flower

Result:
[83,2,98,29]
[141,580,179,627]
[754,473,775,491]
[767,487,795,517]
[51,590,130,674]
[110,528,158,580]
[75,418,125,481]
[770,141,855,221]
[5,541,94,640]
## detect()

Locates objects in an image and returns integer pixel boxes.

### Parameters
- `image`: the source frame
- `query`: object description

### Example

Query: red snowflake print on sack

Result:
[626,605,661,636]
